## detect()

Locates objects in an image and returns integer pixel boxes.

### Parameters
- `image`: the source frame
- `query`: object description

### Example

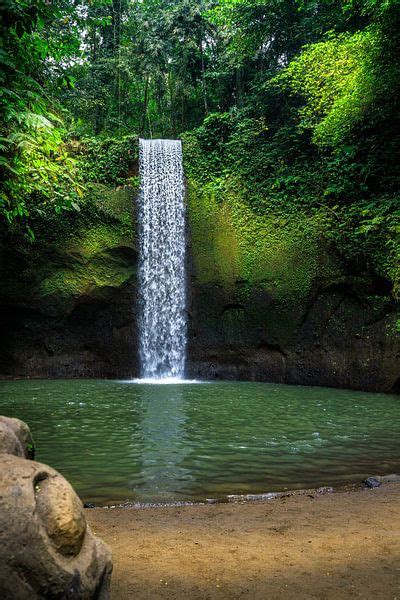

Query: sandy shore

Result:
[87,484,400,599]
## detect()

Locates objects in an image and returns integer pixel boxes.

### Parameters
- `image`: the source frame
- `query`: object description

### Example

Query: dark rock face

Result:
[0,279,139,379]
[183,181,399,392]
[1,257,399,391]
[0,183,139,380]
[186,281,400,393]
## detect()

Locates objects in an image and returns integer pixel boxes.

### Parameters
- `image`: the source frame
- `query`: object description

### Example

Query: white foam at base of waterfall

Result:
[120,378,202,385]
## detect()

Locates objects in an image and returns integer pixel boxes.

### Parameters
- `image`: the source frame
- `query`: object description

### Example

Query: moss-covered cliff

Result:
[185,180,399,391]
[0,181,138,378]
[0,136,398,391]
[182,122,399,392]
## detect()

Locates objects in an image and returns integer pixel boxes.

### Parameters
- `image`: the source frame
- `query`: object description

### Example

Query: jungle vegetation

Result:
[1,0,399,296]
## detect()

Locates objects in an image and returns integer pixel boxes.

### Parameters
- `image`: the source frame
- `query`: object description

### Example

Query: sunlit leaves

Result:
[274,27,389,147]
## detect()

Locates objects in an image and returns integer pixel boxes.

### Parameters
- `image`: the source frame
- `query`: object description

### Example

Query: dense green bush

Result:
[77,135,139,186]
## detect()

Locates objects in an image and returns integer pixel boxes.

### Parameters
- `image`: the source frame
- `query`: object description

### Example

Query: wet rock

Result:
[84,502,96,509]
[0,454,112,599]
[0,415,35,459]
[363,474,400,488]
[363,476,381,488]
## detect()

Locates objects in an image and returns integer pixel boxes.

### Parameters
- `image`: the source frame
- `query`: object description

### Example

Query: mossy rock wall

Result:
[0,184,139,378]
[185,181,400,392]
[0,137,398,391]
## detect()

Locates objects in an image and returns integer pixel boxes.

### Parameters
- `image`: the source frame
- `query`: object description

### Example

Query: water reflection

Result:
[135,384,192,501]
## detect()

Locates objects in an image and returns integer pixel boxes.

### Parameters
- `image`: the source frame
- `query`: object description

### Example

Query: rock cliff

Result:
[0,173,398,392]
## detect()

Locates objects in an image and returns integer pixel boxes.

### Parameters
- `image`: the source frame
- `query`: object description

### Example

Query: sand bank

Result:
[87,483,400,599]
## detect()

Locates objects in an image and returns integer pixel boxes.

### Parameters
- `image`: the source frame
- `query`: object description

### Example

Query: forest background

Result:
[1,0,399,308]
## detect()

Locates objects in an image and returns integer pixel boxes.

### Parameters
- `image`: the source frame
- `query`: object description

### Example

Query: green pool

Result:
[1,379,399,504]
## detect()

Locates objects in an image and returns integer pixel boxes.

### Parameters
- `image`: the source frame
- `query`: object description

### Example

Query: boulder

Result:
[364,476,381,488]
[364,473,400,486]
[0,454,112,599]
[0,415,35,459]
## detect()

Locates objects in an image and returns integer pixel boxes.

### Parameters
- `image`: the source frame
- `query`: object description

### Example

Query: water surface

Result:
[0,379,399,504]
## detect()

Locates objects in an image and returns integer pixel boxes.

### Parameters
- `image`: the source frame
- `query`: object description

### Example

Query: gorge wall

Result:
[0,147,399,392]
[0,184,139,379]
[185,183,399,392]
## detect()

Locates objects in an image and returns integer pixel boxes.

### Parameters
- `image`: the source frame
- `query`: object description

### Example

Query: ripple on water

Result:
[0,379,399,504]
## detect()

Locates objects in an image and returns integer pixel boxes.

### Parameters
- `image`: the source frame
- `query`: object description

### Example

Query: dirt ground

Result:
[87,484,400,599]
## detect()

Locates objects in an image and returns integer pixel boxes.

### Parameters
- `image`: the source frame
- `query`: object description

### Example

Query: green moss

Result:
[188,182,242,286]
[68,224,128,259]
[87,183,137,224]
[187,179,335,306]
[37,216,135,299]
[38,257,135,299]
[1,180,137,308]
[39,270,85,297]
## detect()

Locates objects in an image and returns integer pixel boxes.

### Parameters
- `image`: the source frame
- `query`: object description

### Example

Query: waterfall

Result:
[138,138,187,380]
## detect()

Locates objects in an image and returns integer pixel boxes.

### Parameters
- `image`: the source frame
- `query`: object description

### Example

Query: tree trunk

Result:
[236,66,243,107]
[140,75,149,135]
[200,38,208,116]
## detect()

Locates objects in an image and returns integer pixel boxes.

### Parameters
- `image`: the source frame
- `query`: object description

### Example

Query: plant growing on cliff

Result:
[78,136,138,186]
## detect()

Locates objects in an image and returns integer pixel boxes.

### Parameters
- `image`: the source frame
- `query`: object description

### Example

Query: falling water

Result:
[138,138,187,380]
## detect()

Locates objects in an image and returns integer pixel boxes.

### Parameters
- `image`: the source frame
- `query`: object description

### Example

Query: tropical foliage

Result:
[1,0,399,294]
[0,0,84,232]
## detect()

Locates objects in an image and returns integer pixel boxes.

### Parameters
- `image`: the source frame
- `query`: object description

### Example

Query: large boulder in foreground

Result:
[0,454,112,599]
[0,415,35,459]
